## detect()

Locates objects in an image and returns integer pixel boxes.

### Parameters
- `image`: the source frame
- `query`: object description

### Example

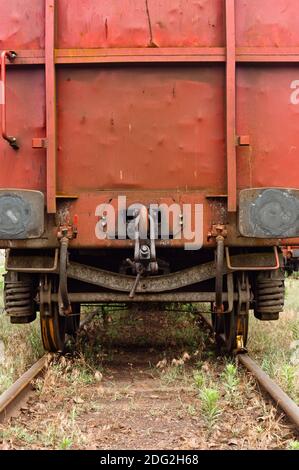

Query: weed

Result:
[249,291,299,405]
[200,387,221,428]
[221,363,240,397]
[280,364,296,397]
[66,363,95,387]
[0,314,43,394]
[160,365,185,386]
[59,437,73,450]
[186,404,197,417]
[41,424,59,448]
[193,370,205,389]
[0,426,36,445]
[112,391,124,402]
[39,410,86,450]
[288,441,299,450]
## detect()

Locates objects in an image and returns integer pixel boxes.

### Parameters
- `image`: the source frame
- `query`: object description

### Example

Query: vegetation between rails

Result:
[0,265,298,449]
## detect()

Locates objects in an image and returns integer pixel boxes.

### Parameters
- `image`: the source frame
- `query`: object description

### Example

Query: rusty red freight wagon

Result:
[0,0,298,353]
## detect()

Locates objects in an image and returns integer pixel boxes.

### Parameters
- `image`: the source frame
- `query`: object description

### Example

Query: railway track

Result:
[0,318,298,435]
[0,355,50,424]
[238,354,299,431]
[0,313,98,424]
[198,313,299,432]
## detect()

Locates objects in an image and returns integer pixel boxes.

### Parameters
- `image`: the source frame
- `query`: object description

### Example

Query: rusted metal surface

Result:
[32,137,47,149]
[5,249,59,273]
[1,0,299,51]
[0,51,18,149]
[200,314,299,429]
[45,0,57,214]
[4,273,35,323]
[283,245,299,274]
[0,190,45,239]
[1,1,299,245]
[65,253,278,294]
[226,247,281,271]
[56,0,224,49]
[215,236,225,313]
[51,292,237,304]
[0,355,49,423]
[238,354,299,432]
[6,47,299,65]
[225,0,237,212]
[254,270,285,321]
[59,237,72,315]
[239,189,299,239]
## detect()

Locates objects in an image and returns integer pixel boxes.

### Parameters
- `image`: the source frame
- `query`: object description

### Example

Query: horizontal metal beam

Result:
[65,253,278,294]
[4,47,299,65]
[52,292,236,303]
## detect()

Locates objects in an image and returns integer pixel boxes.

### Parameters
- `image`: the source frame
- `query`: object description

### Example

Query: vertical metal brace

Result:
[225,0,237,212]
[45,0,57,213]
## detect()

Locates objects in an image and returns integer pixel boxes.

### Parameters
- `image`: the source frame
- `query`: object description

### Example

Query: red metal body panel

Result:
[56,0,225,48]
[236,0,299,47]
[1,0,299,249]
[0,67,46,191]
[237,65,299,189]
[57,65,225,193]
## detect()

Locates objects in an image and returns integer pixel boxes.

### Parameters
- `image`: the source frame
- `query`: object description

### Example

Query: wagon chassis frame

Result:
[6,250,277,305]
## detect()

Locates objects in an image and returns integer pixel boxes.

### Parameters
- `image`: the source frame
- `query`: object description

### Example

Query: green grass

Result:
[193,370,205,389]
[221,362,240,398]
[200,387,221,428]
[289,441,299,450]
[248,278,299,403]
[0,263,43,394]
[0,426,36,445]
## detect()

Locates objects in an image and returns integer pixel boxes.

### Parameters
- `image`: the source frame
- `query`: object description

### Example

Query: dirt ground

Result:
[0,308,298,450]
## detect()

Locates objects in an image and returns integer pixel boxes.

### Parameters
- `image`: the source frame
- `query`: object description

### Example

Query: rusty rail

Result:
[198,313,299,431]
[0,355,49,423]
[238,354,299,431]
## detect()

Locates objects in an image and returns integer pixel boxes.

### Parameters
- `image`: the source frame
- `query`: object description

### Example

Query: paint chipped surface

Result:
[57,0,224,48]
[0,1,299,248]
[57,65,225,193]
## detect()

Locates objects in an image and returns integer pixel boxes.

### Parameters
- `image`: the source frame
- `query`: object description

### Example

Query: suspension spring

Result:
[4,279,36,324]
[255,271,285,321]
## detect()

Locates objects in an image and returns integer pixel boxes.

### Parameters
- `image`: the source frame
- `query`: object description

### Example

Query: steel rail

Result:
[238,354,299,431]
[0,355,49,423]
[1,313,298,434]
[197,313,299,431]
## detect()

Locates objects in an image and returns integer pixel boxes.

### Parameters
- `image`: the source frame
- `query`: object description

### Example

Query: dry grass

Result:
[248,278,299,403]
[0,266,44,394]
[0,270,298,449]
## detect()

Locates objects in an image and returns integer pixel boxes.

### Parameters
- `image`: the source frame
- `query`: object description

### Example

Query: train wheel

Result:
[65,303,81,337]
[40,302,66,353]
[40,277,67,353]
[212,308,249,354]
[212,273,250,354]
[235,312,249,351]
[212,310,235,354]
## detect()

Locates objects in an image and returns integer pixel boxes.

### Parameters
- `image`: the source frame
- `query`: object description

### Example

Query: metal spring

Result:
[256,279,285,314]
[4,281,32,317]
